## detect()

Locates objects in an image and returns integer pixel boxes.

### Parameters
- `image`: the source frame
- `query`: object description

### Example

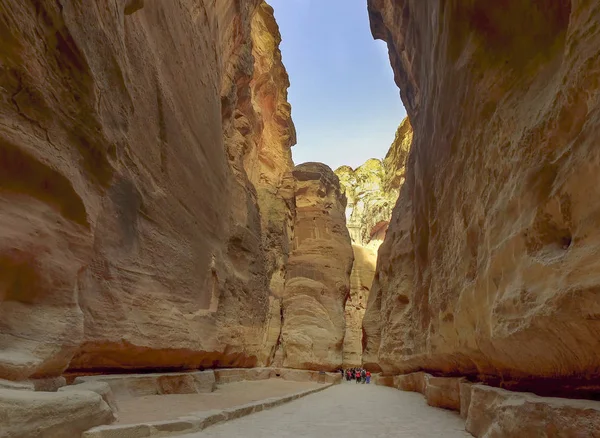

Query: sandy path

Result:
[116,380,322,425]
[176,382,471,437]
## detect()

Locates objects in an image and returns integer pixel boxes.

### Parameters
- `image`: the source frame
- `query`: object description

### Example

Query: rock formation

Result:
[364,0,600,396]
[278,163,353,371]
[335,120,411,250]
[334,123,411,368]
[0,0,295,380]
[342,245,376,368]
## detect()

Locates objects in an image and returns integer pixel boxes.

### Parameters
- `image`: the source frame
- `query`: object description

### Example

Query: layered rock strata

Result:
[364,0,600,396]
[0,0,294,380]
[278,163,353,371]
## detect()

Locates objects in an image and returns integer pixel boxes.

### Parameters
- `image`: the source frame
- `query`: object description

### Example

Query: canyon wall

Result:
[365,0,600,395]
[278,163,353,371]
[335,119,411,251]
[342,244,376,368]
[0,0,295,380]
[335,123,410,368]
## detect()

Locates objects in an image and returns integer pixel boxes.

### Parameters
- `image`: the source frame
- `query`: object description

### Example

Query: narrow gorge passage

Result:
[177,384,469,438]
[2,0,600,437]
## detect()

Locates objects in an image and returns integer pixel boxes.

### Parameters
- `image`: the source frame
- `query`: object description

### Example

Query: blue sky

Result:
[269,0,406,171]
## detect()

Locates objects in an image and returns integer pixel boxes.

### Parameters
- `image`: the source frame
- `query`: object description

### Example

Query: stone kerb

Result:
[380,371,600,437]
[82,383,334,438]
[74,370,217,399]
[213,367,342,385]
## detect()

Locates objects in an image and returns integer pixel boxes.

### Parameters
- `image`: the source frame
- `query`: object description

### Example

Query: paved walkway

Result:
[177,382,471,437]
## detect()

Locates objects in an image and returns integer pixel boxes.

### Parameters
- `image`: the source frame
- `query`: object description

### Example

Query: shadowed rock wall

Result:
[0,0,295,379]
[364,0,600,395]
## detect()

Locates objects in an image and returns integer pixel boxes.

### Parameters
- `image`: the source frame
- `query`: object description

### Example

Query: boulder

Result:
[394,372,428,394]
[0,388,115,437]
[59,381,118,413]
[466,385,600,437]
[424,376,465,411]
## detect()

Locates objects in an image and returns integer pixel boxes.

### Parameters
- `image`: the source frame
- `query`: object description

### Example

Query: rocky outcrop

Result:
[336,160,393,248]
[465,385,600,437]
[342,245,376,368]
[382,117,412,194]
[335,119,411,249]
[334,122,411,368]
[278,163,353,371]
[365,0,600,396]
[1,388,116,438]
[0,0,295,380]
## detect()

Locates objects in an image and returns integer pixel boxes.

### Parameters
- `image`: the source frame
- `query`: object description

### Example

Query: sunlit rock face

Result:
[365,0,600,393]
[334,122,411,368]
[279,163,353,371]
[0,0,295,379]
[342,244,376,368]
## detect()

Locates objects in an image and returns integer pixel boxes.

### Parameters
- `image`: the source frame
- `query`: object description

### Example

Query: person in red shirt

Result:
[366,370,372,384]
[355,369,361,383]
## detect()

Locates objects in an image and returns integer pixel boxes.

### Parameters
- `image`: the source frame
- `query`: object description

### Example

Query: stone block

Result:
[424,376,464,411]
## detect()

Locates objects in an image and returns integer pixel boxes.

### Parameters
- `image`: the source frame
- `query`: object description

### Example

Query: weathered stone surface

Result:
[459,381,474,420]
[394,372,427,394]
[59,381,118,414]
[382,117,412,195]
[386,372,463,411]
[29,377,66,392]
[0,0,295,380]
[374,375,395,388]
[466,385,600,438]
[425,376,464,412]
[0,379,34,391]
[342,244,376,368]
[277,163,353,371]
[365,0,600,393]
[334,125,411,369]
[335,118,411,249]
[74,371,216,399]
[0,388,115,437]
[214,368,272,384]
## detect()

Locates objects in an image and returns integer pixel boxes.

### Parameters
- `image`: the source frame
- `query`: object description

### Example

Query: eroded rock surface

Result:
[335,120,411,250]
[342,245,376,368]
[0,388,115,438]
[465,385,600,438]
[0,0,294,379]
[334,124,411,368]
[278,163,353,371]
[365,0,600,394]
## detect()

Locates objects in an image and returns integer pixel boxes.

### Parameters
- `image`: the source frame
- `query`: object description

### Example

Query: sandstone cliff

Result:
[365,0,600,395]
[335,118,411,249]
[0,0,295,380]
[342,245,376,368]
[334,124,410,368]
[278,163,353,371]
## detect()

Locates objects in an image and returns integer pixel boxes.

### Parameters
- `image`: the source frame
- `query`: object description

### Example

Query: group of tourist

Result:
[342,368,371,384]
